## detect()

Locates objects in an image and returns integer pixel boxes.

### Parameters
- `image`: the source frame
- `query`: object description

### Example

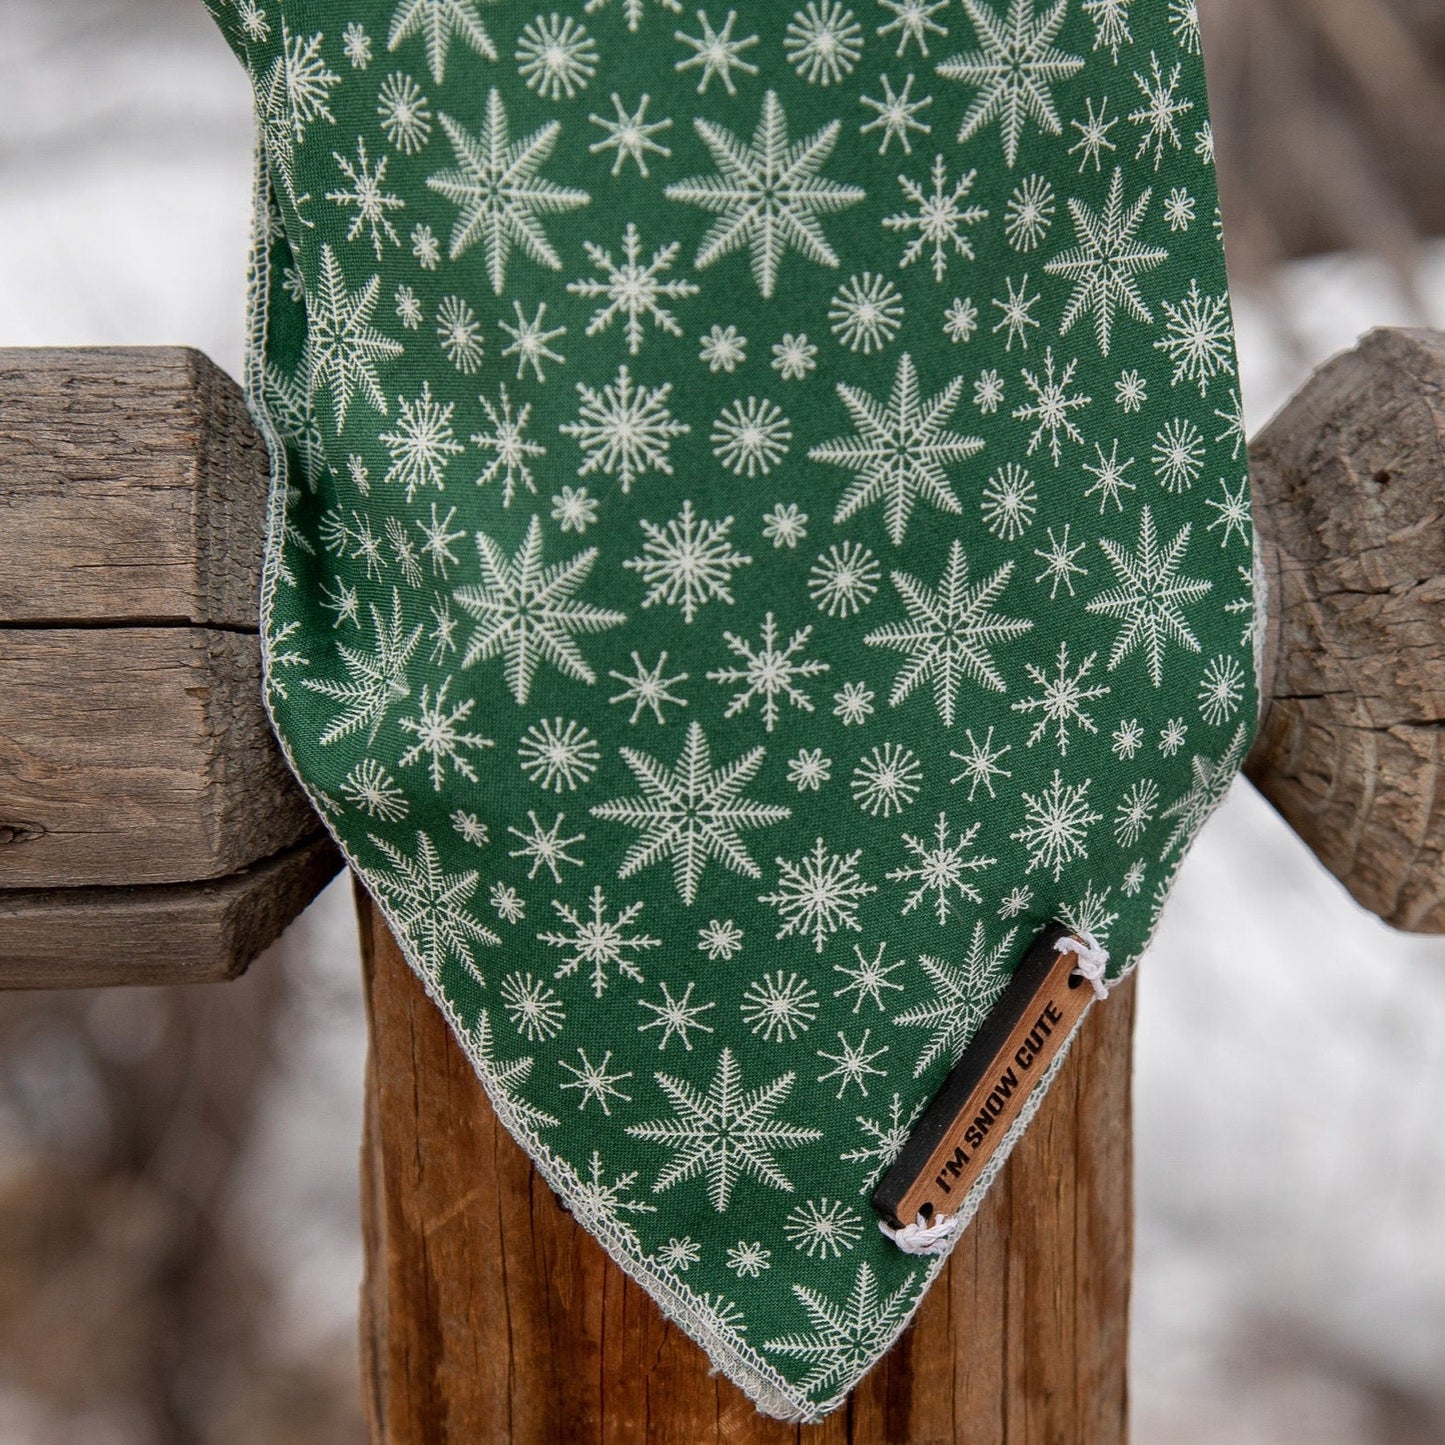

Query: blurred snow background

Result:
[2,1,1445,1441]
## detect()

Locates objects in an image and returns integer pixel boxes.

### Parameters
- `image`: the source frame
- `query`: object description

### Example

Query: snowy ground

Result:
[5,3,1445,1441]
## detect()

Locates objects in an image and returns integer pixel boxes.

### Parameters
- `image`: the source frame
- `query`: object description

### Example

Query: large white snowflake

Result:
[893,921,1017,1075]
[387,0,498,83]
[763,1261,919,1395]
[1086,504,1212,686]
[304,244,403,433]
[301,589,420,745]
[591,720,792,905]
[426,89,590,291]
[1154,279,1234,396]
[1010,769,1102,879]
[453,515,627,703]
[936,0,1085,167]
[760,837,878,953]
[626,1047,824,1211]
[624,501,752,623]
[887,811,997,925]
[559,364,689,493]
[566,222,700,355]
[707,613,829,732]
[540,885,661,997]
[664,88,866,298]
[1044,167,1167,356]
[362,829,499,988]
[1081,0,1131,60]
[1010,640,1110,753]
[809,351,983,547]
[883,154,988,282]
[865,540,1033,725]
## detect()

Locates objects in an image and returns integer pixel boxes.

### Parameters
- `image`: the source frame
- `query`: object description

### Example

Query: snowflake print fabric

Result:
[205,0,1255,1421]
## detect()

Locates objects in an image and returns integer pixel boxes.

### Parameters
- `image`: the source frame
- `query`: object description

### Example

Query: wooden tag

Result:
[872,921,1097,1231]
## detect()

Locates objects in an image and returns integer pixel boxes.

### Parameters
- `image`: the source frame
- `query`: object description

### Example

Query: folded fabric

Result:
[202,0,1258,1419]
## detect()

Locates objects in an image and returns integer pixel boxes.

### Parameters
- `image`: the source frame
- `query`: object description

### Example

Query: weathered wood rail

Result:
[4,328,1444,1441]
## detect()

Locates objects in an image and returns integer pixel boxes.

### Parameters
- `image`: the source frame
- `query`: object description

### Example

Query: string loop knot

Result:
[1058,928,1111,1001]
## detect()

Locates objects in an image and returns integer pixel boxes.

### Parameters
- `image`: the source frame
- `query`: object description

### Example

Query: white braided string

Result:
[878,1211,963,1256]
[1059,929,1111,1000]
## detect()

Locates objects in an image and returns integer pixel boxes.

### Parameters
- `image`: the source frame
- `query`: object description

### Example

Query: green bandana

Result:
[205,0,1257,1419]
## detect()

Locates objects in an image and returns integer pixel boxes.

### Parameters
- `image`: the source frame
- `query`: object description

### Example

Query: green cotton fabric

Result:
[204,0,1257,1419]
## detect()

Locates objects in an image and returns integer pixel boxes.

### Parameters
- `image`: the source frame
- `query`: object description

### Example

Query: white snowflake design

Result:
[785,1197,865,1256]
[515,13,598,101]
[326,137,404,259]
[760,837,879,953]
[1003,172,1054,250]
[387,0,498,85]
[707,613,829,732]
[809,541,882,617]
[590,720,792,905]
[949,725,1013,799]
[471,386,545,505]
[841,1092,924,1190]
[859,71,936,155]
[397,676,495,789]
[624,501,752,623]
[1010,770,1102,879]
[810,350,982,546]
[305,245,403,433]
[865,540,1034,724]
[851,742,923,818]
[561,364,690,495]
[786,1,864,85]
[888,811,997,925]
[936,0,1085,167]
[301,589,420,746]
[816,1032,890,1100]
[607,650,690,725]
[711,398,792,477]
[1013,346,1091,465]
[500,971,567,1042]
[625,1047,824,1211]
[884,154,988,281]
[379,380,464,501]
[454,516,627,704]
[1154,279,1234,396]
[638,980,716,1052]
[833,942,907,1014]
[566,222,699,355]
[588,90,674,176]
[517,717,602,793]
[559,1047,634,1114]
[828,271,906,353]
[741,970,821,1042]
[664,89,866,297]
[1087,504,1212,686]
[698,918,745,961]
[1010,640,1110,754]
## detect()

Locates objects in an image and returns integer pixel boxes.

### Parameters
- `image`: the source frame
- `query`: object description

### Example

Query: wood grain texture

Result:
[0,627,317,888]
[1245,326,1445,931]
[0,832,341,988]
[0,347,269,629]
[355,881,1132,1445]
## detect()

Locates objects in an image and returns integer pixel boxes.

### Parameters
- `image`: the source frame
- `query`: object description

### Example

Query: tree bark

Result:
[355,877,1133,1444]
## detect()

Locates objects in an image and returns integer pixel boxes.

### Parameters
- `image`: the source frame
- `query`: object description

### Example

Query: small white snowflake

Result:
[708,613,829,731]
[499,299,567,381]
[761,838,878,952]
[809,541,881,617]
[1033,522,1089,599]
[1013,347,1090,465]
[859,71,935,155]
[1011,770,1102,880]
[562,363,690,493]
[395,283,423,329]
[698,918,745,961]
[516,13,598,99]
[1129,48,1194,170]
[453,809,490,846]
[638,980,716,1052]
[673,8,760,95]
[326,138,404,260]
[785,1197,864,1257]
[1004,173,1055,251]
[829,272,905,353]
[785,1,863,85]
[490,880,526,922]
[762,502,808,549]
[517,717,601,793]
[833,680,876,725]
[559,1047,634,1114]
[471,386,545,505]
[587,90,674,176]
[656,1236,701,1271]
[1204,476,1251,550]
[980,461,1037,539]
[883,153,988,281]
[1154,279,1233,396]
[1164,185,1196,231]
[876,0,948,56]
[948,725,1012,799]
[501,971,566,1041]
[1082,439,1137,512]
[1069,95,1118,171]
[991,272,1041,350]
[851,743,923,817]
[341,759,408,821]
[888,810,995,924]
[772,332,818,379]
[712,397,792,477]
[397,677,495,790]
[551,484,599,534]
[1011,641,1110,754]
[507,810,587,882]
[625,501,752,623]
[742,970,821,1042]
[998,885,1033,918]
[974,367,1005,411]
[541,885,660,997]
[699,323,747,372]
[436,294,484,373]
[1115,367,1147,411]
[411,221,441,269]
[788,747,833,792]
[607,650,690,725]
[380,381,464,501]
[1153,417,1206,492]
[1198,653,1245,725]
[1112,718,1143,759]
[1114,778,1160,848]
[816,1030,889,1099]
[378,71,432,153]
[1159,716,1188,755]
[943,295,979,342]
[567,223,699,356]
[727,1240,772,1277]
